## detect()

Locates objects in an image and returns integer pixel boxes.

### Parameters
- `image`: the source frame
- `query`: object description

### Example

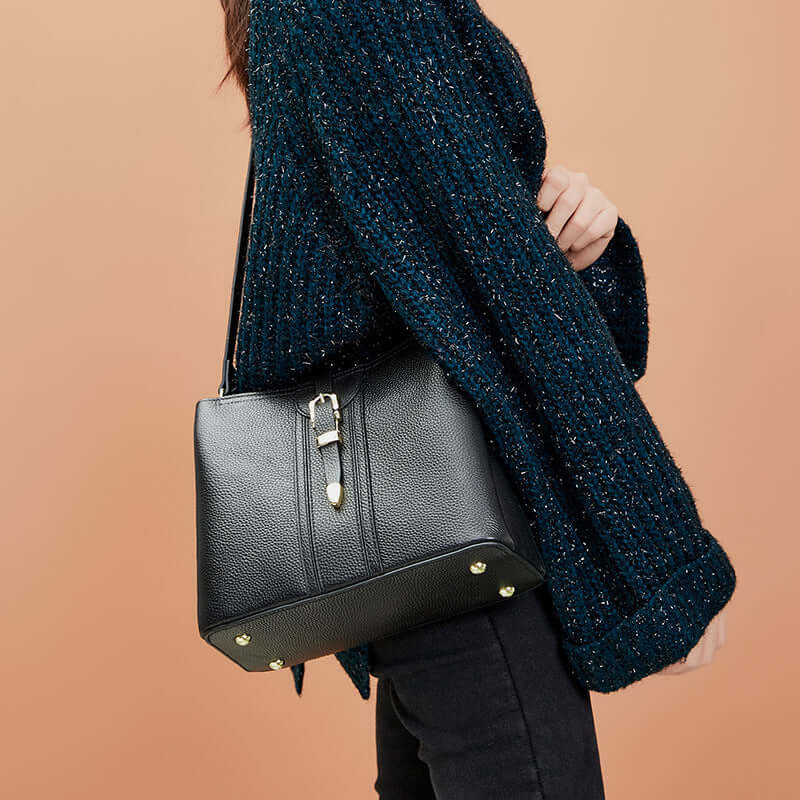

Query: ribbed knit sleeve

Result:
[577,215,649,381]
[273,0,736,692]
[438,1,650,379]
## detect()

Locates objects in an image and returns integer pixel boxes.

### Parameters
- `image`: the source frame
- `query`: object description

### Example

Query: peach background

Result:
[1,1,797,797]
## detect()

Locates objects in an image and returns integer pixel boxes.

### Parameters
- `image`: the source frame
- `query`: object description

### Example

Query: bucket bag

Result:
[193,146,546,674]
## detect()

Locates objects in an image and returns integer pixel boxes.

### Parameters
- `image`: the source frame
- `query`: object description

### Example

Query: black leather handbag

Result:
[194,147,546,674]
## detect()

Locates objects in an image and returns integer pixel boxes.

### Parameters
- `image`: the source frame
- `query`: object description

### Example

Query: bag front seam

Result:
[350,388,381,575]
[302,414,322,593]
[359,371,383,572]
[295,412,317,596]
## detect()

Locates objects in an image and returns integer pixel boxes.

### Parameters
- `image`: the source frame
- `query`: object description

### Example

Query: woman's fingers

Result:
[536,165,618,270]
[684,635,704,669]
[539,167,588,241]
[566,238,609,272]
[656,608,729,676]
[558,188,605,252]
[700,624,715,665]
[536,164,570,214]
[570,205,617,252]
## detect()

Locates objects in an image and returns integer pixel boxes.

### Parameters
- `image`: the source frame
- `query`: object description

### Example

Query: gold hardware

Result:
[308,391,340,420]
[308,393,341,430]
[309,393,344,508]
[469,561,487,575]
[326,481,344,508]
[316,429,343,447]
[234,633,252,646]
[498,585,516,598]
[309,393,342,449]
[268,659,285,670]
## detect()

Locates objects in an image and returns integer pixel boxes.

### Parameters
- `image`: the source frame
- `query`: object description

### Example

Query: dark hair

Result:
[219,0,250,117]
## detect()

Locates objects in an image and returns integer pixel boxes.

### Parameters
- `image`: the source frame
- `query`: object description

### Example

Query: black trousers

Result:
[367,583,605,799]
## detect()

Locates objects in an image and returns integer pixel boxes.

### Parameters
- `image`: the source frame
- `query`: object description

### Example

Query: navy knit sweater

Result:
[234,0,736,699]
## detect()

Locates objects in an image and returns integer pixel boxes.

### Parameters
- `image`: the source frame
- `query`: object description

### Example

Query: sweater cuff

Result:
[577,215,649,381]
[561,535,737,693]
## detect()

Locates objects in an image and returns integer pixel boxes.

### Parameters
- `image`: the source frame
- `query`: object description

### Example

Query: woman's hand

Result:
[536,165,618,271]
[657,608,729,676]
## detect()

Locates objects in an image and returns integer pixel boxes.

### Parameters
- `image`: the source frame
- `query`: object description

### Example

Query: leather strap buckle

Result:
[308,392,342,448]
[308,392,345,508]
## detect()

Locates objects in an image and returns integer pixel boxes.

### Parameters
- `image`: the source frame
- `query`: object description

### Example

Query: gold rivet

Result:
[268,659,285,670]
[326,482,344,508]
[469,561,487,574]
[498,585,516,598]
[234,633,252,647]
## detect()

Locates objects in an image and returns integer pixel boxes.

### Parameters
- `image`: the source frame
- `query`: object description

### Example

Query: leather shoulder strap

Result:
[219,142,256,397]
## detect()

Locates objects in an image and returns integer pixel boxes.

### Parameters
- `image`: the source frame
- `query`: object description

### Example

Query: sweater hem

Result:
[561,535,736,693]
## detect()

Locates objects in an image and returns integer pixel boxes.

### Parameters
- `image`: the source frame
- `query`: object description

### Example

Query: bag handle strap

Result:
[218,142,256,397]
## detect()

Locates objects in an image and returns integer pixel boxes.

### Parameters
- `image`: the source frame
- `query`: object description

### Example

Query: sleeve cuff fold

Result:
[561,536,736,692]
[577,215,649,381]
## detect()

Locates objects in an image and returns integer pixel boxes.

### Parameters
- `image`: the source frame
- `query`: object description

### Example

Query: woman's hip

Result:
[368,584,605,799]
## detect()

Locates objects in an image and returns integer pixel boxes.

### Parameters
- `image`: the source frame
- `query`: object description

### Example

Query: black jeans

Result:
[367,584,605,799]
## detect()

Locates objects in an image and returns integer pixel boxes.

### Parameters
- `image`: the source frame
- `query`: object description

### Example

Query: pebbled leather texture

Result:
[194,339,546,670]
[206,541,543,670]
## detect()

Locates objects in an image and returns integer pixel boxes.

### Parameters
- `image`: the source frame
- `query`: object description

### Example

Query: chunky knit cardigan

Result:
[234,0,736,699]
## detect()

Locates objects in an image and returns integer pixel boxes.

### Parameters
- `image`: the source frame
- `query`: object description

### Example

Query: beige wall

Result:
[1,1,796,797]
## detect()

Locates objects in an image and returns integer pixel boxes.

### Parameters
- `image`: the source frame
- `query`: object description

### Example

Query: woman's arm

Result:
[537,164,649,381]
[439,5,651,381]
[575,215,648,380]
[268,0,734,688]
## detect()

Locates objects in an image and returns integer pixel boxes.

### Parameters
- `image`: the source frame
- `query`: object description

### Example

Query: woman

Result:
[217,1,735,796]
